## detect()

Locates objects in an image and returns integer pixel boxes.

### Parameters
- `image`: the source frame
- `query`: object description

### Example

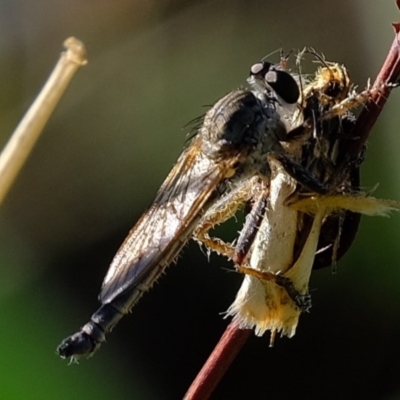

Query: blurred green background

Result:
[1,1,400,399]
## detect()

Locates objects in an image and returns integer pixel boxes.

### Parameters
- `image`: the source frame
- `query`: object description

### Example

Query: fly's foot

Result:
[237,265,311,312]
[292,293,312,313]
[274,274,312,312]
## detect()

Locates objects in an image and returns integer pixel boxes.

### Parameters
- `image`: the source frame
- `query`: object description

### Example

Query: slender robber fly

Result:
[58,63,320,360]
[58,54,399,358]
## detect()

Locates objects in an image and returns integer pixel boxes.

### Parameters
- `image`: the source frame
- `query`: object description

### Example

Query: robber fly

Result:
[57,64,308,360]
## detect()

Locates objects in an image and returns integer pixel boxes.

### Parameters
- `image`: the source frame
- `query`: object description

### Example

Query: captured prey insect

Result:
[293,59,363,270]
[195,53,400,342]
[58,63,316,360]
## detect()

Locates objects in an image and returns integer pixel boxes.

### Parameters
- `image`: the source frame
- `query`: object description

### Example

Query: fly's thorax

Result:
[234,104,290,180]
[200,90,282,160]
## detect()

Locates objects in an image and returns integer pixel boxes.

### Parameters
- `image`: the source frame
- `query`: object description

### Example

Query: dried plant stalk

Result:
[0,37,87,206]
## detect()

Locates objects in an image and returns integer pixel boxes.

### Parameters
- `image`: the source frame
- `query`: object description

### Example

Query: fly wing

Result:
[99,89,269,305]
[99,137,237,304]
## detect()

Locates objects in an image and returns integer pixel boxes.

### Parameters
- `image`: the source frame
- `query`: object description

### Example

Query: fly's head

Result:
[248,61,300,106]
[248,60,302,141]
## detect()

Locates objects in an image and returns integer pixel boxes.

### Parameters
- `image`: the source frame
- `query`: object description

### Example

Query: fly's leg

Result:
[271,153,328,194]
[236,265,312,312]
[196,153,333,311]
[231,181,311,312]
[196,173,313,312]
[235,200,312,313]
[251,206,322,313]
[193,177,260,259]
[234,190,268,265]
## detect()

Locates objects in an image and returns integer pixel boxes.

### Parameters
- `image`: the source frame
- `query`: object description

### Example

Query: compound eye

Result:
[265,69,300,104]
[249,61,272,78]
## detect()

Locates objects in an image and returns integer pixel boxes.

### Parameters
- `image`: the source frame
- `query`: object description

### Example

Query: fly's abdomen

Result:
[57,303,122,358]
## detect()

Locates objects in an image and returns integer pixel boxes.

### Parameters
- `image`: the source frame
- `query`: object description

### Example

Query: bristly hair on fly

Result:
[183,107,210,144]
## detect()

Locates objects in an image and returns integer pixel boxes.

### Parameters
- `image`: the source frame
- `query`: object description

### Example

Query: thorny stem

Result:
[348,24,400,158]
[183,25,400,400]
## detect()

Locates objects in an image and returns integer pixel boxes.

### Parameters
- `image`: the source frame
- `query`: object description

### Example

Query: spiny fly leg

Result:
[233,182,268,265]
[236,265,311,312]
[193,178,257,259]
[275,274,312,312]
[271,153,328,195]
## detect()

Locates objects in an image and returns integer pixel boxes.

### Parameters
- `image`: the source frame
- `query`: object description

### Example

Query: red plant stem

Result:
[183,323,251,400]
[184,25,400,400]
[347,25,400,158]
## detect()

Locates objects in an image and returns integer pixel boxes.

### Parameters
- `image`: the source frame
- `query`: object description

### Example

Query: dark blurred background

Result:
[1,1,400,399]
